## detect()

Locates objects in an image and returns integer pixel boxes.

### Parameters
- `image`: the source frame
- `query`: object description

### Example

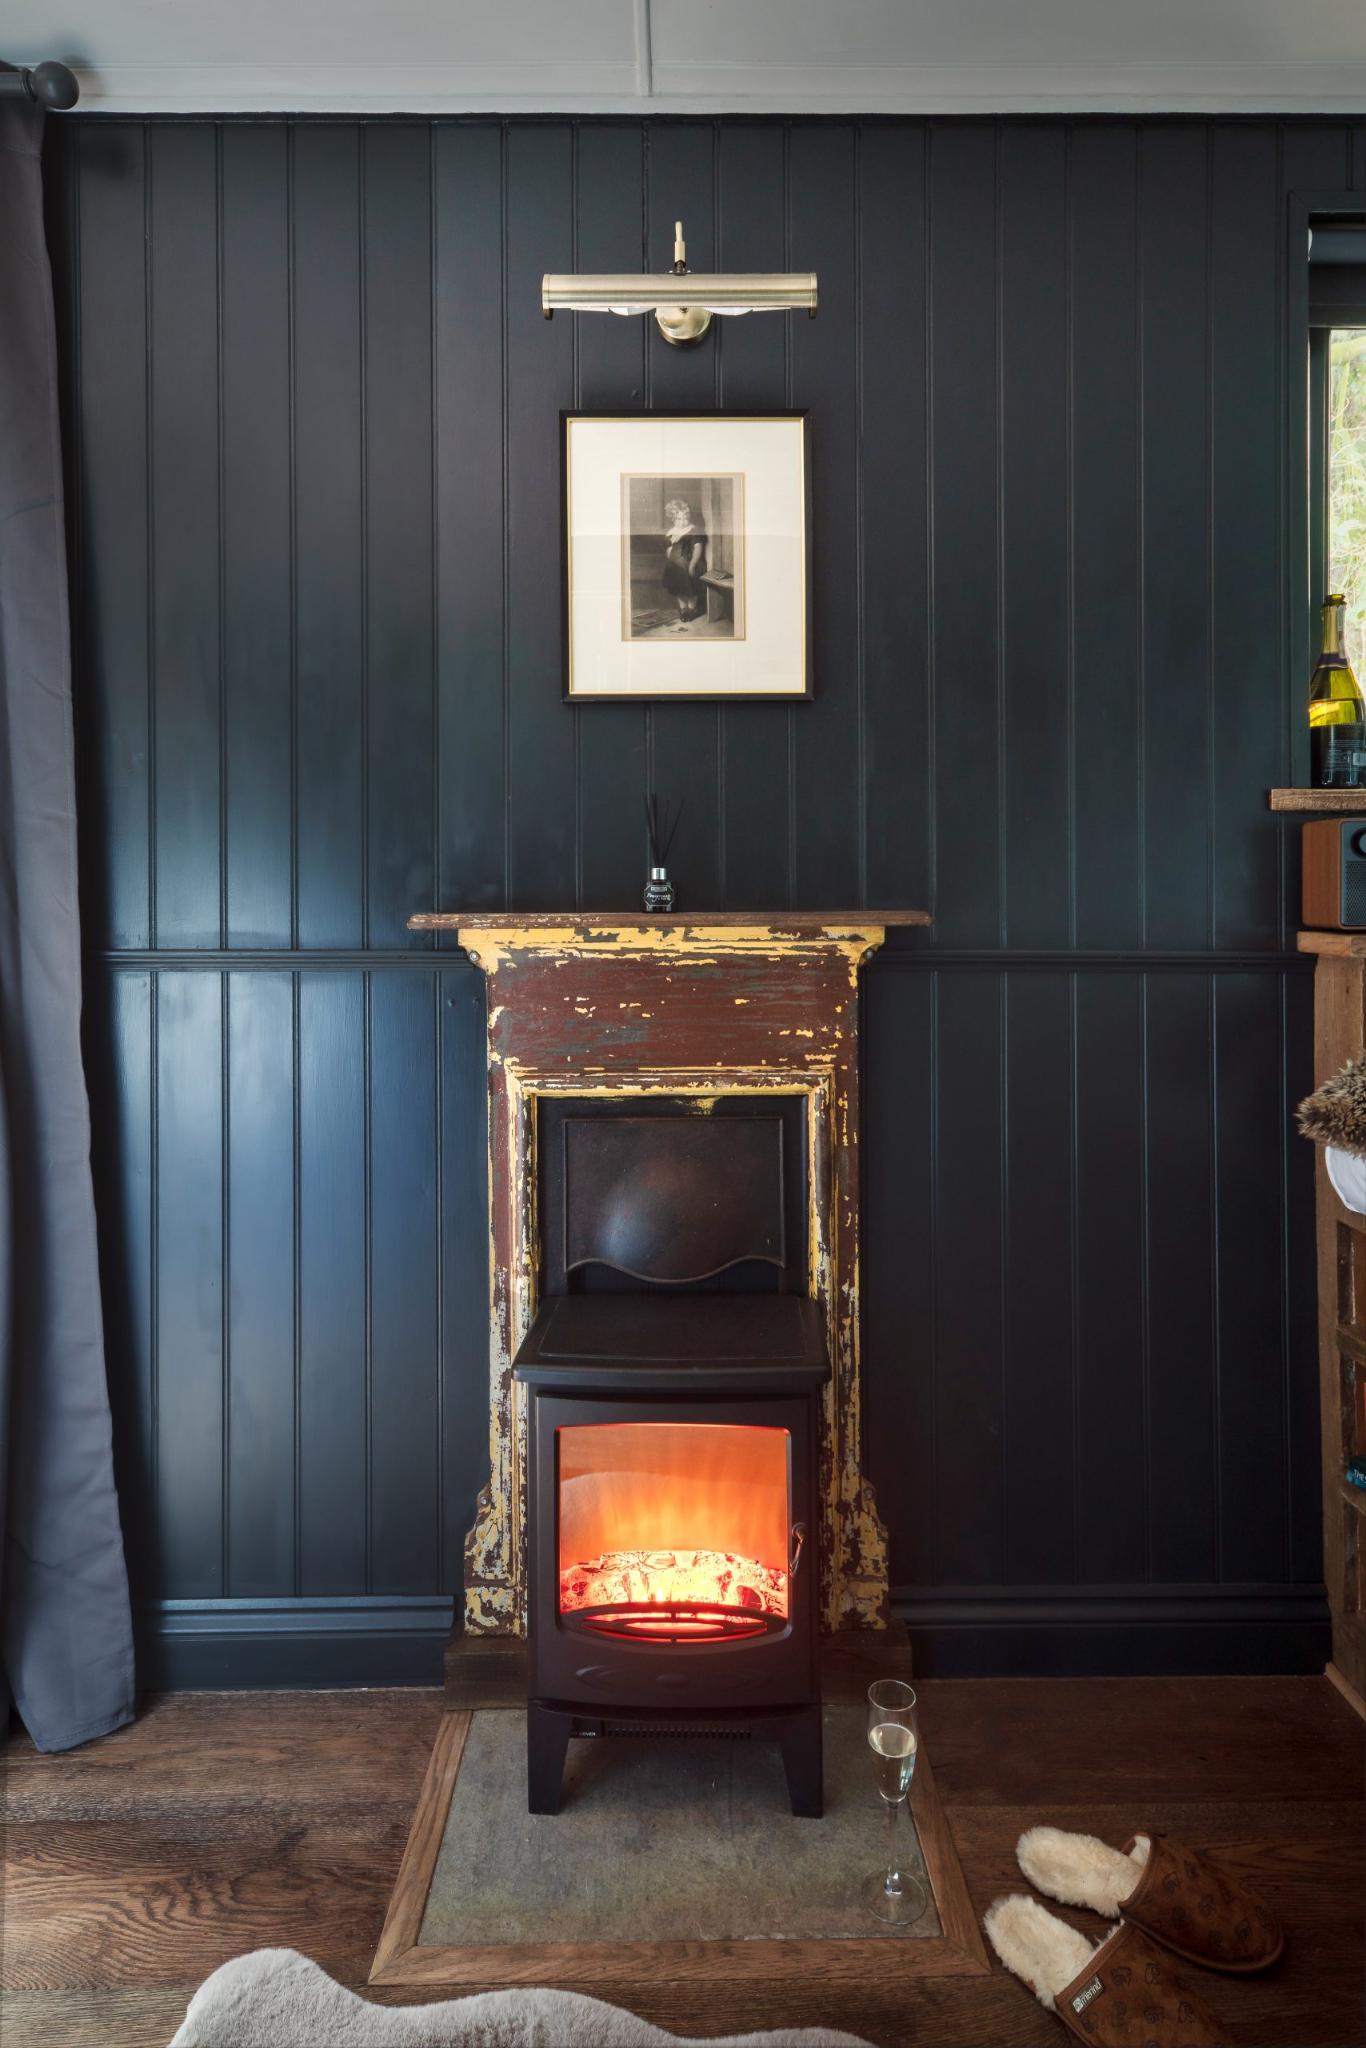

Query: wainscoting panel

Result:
[51,112,1366,1681]
[85,962,490,1678]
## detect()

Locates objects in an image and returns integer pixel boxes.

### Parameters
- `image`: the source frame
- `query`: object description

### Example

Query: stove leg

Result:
[776,1705,823,1818]
[527,1700,572,1814]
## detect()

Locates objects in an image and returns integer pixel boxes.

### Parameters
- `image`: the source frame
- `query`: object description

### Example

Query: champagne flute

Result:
[862,1679,927,1925]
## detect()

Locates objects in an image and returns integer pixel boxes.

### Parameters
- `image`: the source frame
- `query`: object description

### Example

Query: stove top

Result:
[512,1293,830,1393]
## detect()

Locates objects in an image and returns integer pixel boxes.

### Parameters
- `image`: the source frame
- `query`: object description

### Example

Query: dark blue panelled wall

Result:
[46,115,1366,1684]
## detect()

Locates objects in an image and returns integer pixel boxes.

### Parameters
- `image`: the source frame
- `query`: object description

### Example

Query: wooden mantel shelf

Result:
[1269,789,1366,811]
[1299,931,1366,955]
[408,909,930,931]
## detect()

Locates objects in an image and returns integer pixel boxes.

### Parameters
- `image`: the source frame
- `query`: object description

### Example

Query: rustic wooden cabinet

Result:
[1300,931,1366,1713]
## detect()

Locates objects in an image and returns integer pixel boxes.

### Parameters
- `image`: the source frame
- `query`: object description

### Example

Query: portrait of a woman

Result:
[623,472,742,642]
[661,498,708,627]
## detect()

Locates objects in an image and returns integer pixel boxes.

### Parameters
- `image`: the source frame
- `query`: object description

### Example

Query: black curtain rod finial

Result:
[0,61,80,111]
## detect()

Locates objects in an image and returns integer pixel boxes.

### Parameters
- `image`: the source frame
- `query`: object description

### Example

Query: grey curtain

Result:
[0,100,133,1750]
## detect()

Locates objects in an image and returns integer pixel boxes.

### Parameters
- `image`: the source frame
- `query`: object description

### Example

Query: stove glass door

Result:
[556,1421,792,1642]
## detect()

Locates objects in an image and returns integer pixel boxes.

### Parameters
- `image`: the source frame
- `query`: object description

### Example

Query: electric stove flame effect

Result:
[560,1548,787,1640]
[557,1421,791,1641]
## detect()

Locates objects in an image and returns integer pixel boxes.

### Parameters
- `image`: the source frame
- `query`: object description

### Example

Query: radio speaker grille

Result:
[1343,837,1366,927]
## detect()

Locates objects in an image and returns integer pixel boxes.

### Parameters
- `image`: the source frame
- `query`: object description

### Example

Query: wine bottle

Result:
[1308,593,1366,788]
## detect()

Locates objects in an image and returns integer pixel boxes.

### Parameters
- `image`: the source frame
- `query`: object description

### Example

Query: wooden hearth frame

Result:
[406,911,929,1641]
[370,1699,988,1991]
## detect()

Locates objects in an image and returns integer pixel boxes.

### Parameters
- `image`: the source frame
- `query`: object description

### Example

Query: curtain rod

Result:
[0,60,79,111]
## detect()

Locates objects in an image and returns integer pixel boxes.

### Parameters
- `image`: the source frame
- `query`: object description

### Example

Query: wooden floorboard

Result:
[2,1678,1362,2047]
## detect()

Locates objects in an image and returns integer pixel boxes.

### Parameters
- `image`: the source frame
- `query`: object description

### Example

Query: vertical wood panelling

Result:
[714,122,792,907]
[1002,974,1076,1582]
[1144,973,1219,1581]
[859,123,930,915]
[505,124,577,908]
[1139,128,1212,950]
[226,974,295,1592]
[148,126,221,948]
[363,125,436,946]
[1209,126,1281,954]
[293,125,364,949]
[57,116,1334,1675]
[999,126,1070,948]
[1214,973,1290,1582]
[932,972,1005,1584]
[789,123,861,907]
[572,122,649,907]
[1073,973,1149,1581]
[646,123,722,909]
[297,973,367,1593]
[928,127,1001,948]
[221,127,293,948]
[367,973,440,1593]
[153,972,224,1596]
[1068,124,1141,951]
[434,122,508,917]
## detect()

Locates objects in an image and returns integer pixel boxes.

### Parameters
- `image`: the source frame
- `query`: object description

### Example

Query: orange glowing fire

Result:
[558,1422,791,1638]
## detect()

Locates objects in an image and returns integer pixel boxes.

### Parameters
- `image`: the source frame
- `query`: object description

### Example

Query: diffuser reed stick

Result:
[643,793,681,911]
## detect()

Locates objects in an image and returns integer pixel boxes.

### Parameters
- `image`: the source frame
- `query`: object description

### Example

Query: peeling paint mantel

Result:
[407,907,929,1637]
[409,909,931,938]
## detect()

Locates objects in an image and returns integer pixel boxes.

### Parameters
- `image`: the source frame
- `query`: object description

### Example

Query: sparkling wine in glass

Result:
[862,1679,928,1925]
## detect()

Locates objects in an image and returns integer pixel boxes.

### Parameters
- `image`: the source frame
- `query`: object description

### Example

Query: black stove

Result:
[516,1220,827,1818]
[512,1100,830,1817]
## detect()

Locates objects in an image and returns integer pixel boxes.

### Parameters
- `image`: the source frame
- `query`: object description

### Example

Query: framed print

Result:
[563,411,811,701]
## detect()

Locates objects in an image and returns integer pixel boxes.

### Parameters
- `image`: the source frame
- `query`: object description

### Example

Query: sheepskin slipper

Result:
[168,1948,873,2048]
[1018,1827,1283,1973]
[984,1895,1228,2046]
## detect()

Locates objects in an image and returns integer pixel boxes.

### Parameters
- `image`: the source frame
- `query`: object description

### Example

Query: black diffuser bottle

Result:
[643,793,680,912]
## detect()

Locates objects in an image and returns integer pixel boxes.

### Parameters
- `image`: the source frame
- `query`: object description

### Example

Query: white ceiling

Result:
[9,0,1366,115]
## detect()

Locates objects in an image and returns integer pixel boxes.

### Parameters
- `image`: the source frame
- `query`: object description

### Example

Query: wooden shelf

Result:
[1306,942,1366,1703]
[410,909,931,931]
[1269,788,1366,811]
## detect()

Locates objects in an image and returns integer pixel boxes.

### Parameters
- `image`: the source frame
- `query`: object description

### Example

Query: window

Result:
[1310,218,1366,674]
[1330,330,1366,676]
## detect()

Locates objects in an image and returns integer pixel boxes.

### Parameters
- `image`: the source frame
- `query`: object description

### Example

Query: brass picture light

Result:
[542,220,817,349]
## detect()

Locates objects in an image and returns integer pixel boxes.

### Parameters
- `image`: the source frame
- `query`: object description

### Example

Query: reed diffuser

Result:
[643,793,681,912]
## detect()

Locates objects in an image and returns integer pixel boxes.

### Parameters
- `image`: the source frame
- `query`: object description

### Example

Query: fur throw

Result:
[169,1949,872,2048]
[1298,1054,1366,1157]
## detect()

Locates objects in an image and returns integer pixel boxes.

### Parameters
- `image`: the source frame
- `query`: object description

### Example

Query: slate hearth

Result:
[417,1707,940,1948]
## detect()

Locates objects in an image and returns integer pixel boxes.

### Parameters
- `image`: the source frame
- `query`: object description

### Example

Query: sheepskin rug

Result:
[169,1949,873,2048]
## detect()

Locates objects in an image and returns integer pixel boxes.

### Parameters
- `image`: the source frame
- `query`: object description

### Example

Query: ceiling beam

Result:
[633,0,653,100]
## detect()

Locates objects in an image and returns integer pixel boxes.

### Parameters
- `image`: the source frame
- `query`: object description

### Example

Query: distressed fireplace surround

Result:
[406,911,929,1641]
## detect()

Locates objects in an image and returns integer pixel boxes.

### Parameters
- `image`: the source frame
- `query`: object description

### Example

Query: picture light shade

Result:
[542,225,817,347]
